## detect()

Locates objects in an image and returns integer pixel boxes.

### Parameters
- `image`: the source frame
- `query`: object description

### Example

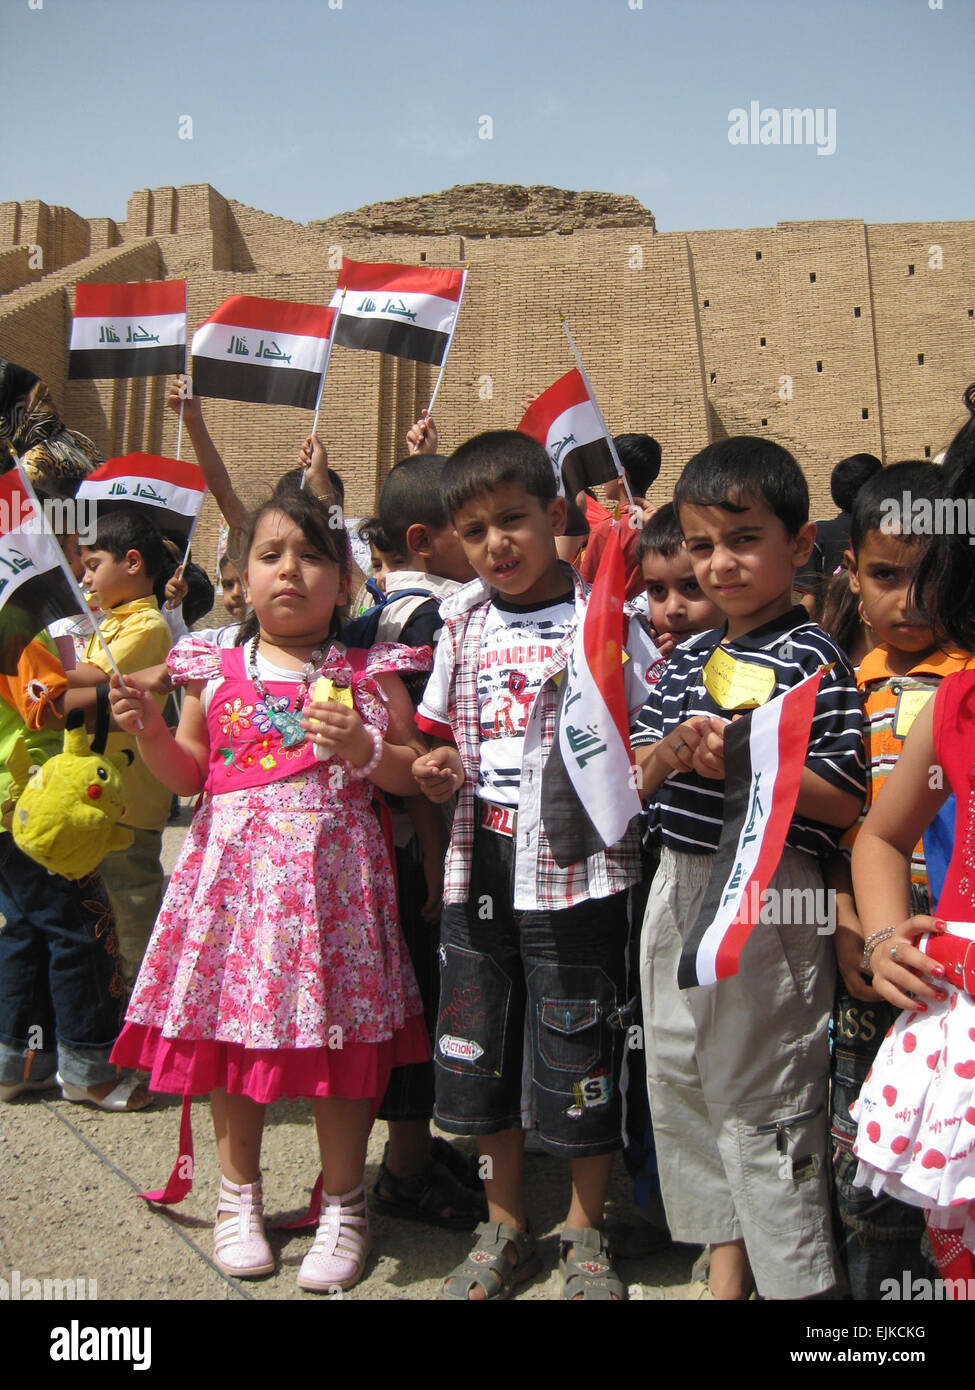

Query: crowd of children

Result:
[3,369,975,1302]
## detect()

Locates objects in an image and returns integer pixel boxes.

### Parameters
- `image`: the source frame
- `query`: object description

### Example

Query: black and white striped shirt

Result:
[631,606,865,857]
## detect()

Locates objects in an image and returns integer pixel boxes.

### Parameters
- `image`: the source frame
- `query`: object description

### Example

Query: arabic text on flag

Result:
[331,260,466,366]
[75,455,206,542]
[677,668,825,988]
[191,297,335,409]
[517,368,618,496]
[69,281,186,380]
[0,472,82,674]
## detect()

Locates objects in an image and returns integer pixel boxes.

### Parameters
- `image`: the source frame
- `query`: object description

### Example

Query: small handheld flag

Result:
[678,668,825,988]
[69,282,186,380]
[330,259,466,368]
[541,528,655,865]
[0,471,83,674]
[518,368,619,497]
[191,297,335,409]
[75,455,207,542]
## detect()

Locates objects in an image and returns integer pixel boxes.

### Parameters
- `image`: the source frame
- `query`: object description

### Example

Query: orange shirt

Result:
[843,644,975,886]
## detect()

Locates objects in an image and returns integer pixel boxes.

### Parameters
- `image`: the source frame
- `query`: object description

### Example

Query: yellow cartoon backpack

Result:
[5,708,133,880]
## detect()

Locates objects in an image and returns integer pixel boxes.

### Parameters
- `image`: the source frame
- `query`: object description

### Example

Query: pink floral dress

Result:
[112,637,432,1104]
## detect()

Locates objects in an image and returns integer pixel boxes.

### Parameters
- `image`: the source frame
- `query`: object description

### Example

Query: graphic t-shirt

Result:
[426,591,575,807]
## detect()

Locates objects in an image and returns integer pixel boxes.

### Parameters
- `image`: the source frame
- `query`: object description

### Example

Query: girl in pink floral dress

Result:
[109,493,431,1292]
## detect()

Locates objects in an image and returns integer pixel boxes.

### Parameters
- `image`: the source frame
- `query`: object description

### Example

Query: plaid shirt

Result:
[416,565,661,911]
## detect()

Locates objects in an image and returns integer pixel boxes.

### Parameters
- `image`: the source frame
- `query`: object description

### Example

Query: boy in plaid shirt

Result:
[413,432,659,1300]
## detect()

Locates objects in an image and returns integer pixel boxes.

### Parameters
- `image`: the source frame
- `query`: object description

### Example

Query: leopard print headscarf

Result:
[0,359,101,496]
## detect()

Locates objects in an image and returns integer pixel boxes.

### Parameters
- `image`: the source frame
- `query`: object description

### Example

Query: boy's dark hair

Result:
[635,503,683,564]
[830,453,882,512]
[442,431,557,518]
[673,437,809,537]
[915,383,975,652]
[357,516,402,558]
[378,455,450,555]
[615,433,662,497]
[850,460,944,554]
[235,491,349,647]
[82,505,166,581]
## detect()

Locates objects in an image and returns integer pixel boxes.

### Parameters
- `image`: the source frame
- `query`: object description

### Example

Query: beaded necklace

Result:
[247,634,324,748]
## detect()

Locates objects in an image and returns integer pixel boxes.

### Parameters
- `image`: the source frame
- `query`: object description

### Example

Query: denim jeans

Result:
[0,834,122,1087]
[434,821,629,1156]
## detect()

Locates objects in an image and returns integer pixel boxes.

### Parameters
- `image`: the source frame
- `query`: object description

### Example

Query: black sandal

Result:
[373,1144,487,1230]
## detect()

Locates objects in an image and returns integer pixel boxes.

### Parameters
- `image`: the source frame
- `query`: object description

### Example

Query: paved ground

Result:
[0,807,703,1302]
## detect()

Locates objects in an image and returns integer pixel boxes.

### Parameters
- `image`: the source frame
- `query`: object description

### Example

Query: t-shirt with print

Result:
[419,589,576,808]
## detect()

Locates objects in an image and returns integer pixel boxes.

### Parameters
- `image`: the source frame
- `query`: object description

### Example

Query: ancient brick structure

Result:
[1,182,971,573]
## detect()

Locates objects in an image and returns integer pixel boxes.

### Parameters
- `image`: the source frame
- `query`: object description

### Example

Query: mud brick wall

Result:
[1,181,972,578]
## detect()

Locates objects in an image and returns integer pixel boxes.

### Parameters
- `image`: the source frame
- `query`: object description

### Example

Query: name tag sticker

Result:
[703,647,776,710]
[893,687,934,740]
[312,676,354,709]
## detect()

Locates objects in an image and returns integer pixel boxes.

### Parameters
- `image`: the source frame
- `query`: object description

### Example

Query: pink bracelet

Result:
[350,725,384,779]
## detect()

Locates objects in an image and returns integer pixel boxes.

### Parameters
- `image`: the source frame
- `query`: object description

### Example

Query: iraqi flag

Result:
[331,259,466,366]
[0,471,82,674]
[76,455,206,542]
[677,668,825,989]
[518,369,619,497]
[68,281,186,380]
[541,527,650,865]
[191,296,335,409]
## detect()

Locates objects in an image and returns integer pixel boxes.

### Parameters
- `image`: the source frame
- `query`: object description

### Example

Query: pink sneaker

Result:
[213,1177,275,1278]
[298,1185,371,1292]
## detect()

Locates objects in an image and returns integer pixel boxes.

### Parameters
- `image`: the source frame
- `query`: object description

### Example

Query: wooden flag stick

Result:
[559,314,637,516]
[424,266,469,420]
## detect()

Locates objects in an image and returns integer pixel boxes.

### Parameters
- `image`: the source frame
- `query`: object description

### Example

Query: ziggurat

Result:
[1,182,972,569]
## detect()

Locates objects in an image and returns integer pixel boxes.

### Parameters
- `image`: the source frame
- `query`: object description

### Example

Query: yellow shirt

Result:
[83,596,173,832]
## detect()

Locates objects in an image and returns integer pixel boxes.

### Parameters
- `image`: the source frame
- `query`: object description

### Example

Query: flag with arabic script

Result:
[69,281,186,380]
[677,668,824,988]
[518,368,619,497]
[541,527,658,865]
[75,455,206,542]
[191,296,335,408]
[0,470,82,674]
[331,259,466,367]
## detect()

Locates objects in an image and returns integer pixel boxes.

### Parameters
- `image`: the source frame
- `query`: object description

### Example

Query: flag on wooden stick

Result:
[541,527,654,865]
[677,668,825,988]
[68,281,186,380]
[0,470,83,674]
[518,368,619,497]
[191,296,335,408]
[75,455,207,542]
[330,259,466,367]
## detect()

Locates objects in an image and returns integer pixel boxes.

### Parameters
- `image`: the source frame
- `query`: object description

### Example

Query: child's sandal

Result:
[559,1228,627,1301]
[297,1185,371,1292]
[213,1177,275,1279]
[440,1221,541,1300]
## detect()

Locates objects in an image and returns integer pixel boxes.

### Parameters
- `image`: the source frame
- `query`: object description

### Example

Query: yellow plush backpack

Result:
[5,709,133,880]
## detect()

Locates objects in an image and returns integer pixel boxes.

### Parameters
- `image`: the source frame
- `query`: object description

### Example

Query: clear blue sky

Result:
[3,0,972,231]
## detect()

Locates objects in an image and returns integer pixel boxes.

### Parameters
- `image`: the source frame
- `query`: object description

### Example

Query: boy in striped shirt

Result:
[631,437,865,1300]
